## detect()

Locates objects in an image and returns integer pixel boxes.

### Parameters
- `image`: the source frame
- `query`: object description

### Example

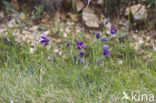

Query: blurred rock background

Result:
[0,0,156,53]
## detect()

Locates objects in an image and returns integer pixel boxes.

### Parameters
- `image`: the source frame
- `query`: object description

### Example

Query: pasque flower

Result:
[102,45,110,50]
[79,51,85,58]
[40,36,50,47]
[103,45,110,56]
[103,49,110,56]
[77,41,86,50]
[96,32,101,39]
[110,25,117,34]
[66,41,70,47]
[101,37,107,43]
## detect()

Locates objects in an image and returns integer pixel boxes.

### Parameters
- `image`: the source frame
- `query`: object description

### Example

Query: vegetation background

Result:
[0,0,156,102]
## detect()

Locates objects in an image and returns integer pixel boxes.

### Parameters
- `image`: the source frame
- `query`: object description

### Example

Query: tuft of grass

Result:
[0,30,156,103]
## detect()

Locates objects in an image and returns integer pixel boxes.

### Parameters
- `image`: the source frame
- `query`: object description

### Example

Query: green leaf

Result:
[118,31,127,38]
[38,25,48,30]
[34,5,45,17]
[3,1,19,15]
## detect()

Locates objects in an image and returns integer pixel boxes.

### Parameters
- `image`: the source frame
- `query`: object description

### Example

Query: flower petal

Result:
[79,41,83,45]
[81,45,86,49]
[40,40,46,43]
[79,52,85,57]
[102,45,110,50]
[66,42,70,47]
[43,42,48,47]
[77,41,80,45]
[111,29,117,34]
[41,36,47,39]
[103,49,110,56]
[96,32,100,39]
[111,25,115,30]
[78,45,81,49]
[101,37,107,43]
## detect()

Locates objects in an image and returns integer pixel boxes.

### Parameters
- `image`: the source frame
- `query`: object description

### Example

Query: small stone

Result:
[43,31,50,36]
[8,19,16,28]
[153,46,156,51]
[76,29,81,33]
[82,8,100,28]
[138,39,144,45]
[97,0,104,5]
[30,26,38,32]
[54,11,61,21]
[118,59,123,65]
[63,33,68,38]
[0,11,4,18]
[67,13,79,22]
[19,12,25,20]
[124,7,131,16]
[30,47,35,53]
[54,48,59,54]
[76,0,85,12]
[59,51,62,56]
[65,28,71,33]
[10,100,14,103]
[0,28,7,34]
[125,4,147,24]
[130,42,139,51]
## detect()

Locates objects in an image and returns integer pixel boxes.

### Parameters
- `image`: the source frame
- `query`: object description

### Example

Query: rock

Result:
[8,19,16,28]
[60,13,66,21]
[124,7,131,16]
[153,46,156,52]
[97,0,104,5]
[118,59,123,65]
[67,13,79,22]
[65,27,71,33]
[43,31,50,36]
[138,39,144,45]
[11,0,19,10]
[130,42,139,51]
[82,8,100,28]
[0,28,7,34]
[0,11,4,19]
[19,12,25,20]
[76,0,85,12]
[125,4,147,24]
[75,25,81,33]
[63,33,68,38]
[30,47,35,53]
[54,11,61,22]
[30,26,38,32]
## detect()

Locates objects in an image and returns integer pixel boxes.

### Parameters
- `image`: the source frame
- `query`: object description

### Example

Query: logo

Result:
[121,91,130,100]
[121,90,154,102]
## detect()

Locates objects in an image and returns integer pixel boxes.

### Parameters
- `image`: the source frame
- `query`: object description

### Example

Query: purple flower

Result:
[110,25,117,34]
[101,37,107,43]
[79,52,85,58]
[103,49,110,56]
[66,42,70,47]
[96,32,100,39]
[102,45,110,50]
[103,45,110,56]
[40,36,50,47]
[77,41,86,50]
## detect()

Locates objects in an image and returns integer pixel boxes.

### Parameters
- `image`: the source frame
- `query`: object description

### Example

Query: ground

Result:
[0,29,156,102]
